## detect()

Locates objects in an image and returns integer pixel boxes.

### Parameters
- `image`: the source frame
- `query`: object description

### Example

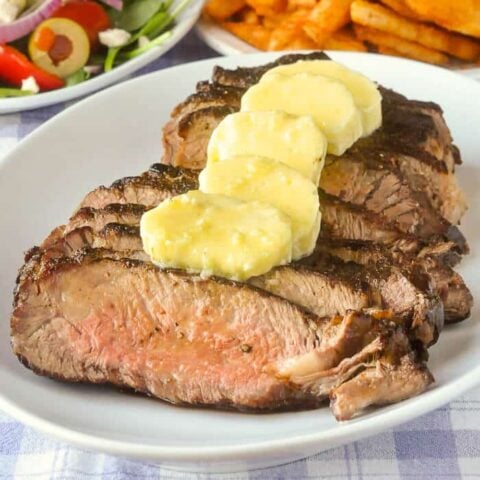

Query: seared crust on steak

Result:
[314,239,472,324]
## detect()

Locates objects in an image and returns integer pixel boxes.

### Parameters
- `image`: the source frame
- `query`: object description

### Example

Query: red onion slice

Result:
[99,0,123,11]
[0,0,62,44]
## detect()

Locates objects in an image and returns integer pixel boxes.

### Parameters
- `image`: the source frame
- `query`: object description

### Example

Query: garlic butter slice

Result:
[207,111,327,184]
[241,72,363,156]
[199,155,320,260]
[262,60,382,136]
[140,191,293,281]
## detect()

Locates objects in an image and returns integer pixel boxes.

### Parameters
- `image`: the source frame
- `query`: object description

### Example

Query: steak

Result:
[11,53,470,421]
[162,55,467,225]
[12,247,432,419]
[314,239,473,324]
[320,156,460,241]
[79,164,467,260]
[71,163,470,328]
[38,199,442,345]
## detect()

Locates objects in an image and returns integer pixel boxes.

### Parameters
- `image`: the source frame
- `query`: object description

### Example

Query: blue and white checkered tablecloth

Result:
[1,31,480,480]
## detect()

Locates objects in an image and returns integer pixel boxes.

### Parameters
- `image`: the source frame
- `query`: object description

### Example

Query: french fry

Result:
[284,31,319,50]
[241,8,261,25]
[325,28,368,52]
[287,0,317,9]
[303,0,355,46]
[223,22,272,50]
[262,12,292,29]
[268,10,309,50]
[204,0,246,21]
[376,45,410,58]
[379,0,421,21]
[405,0,480,39]
[351,0,480,61]
[354,25,449,65]
[246,0,288,16]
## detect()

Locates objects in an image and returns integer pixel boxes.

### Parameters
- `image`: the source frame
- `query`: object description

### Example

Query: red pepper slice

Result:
[0,44,64,91]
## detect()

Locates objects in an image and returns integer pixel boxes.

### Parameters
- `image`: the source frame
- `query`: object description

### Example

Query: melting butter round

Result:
[140,190,293,281]
[207,111,327,183]
[262,60,382,136]
[241,72,363,156]
[199,155,321,260]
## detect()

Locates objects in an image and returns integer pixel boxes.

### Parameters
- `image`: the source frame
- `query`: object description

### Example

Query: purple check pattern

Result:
[1,30,479,480]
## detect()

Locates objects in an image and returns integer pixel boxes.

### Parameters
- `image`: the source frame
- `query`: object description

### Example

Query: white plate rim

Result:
[0,0,204,115]
[0,51,479,463]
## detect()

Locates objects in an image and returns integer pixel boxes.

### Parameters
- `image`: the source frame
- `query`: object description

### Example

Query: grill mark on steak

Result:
[12,247,430,418]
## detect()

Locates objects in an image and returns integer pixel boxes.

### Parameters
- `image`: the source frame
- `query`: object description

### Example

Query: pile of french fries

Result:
[204,0,480,66]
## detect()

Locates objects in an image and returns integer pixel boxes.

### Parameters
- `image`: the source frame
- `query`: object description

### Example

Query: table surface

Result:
[1,30,479,480]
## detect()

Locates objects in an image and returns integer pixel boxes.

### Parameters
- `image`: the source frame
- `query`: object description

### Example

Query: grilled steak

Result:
[80,165,198,210]
[162,55,467,225]
[78,164,466,260]
[70,163,471,327]
[11,53,470,421]
[314,239,473,324]
[320,156,462,241]
[12,247,431,419]
[40,197,444,345]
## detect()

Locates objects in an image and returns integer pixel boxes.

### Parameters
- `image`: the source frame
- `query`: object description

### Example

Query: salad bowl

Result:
[0,0,204,114]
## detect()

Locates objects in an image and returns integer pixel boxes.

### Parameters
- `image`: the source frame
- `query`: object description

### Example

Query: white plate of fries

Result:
[198,0,480,79]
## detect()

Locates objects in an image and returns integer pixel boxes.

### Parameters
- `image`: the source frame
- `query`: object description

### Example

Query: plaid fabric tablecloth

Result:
[1,31,480,480]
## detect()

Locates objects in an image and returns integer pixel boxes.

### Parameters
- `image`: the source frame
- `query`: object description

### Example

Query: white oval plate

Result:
[196,16,480,82]
[0,0,204,115]
[0,52,479,473]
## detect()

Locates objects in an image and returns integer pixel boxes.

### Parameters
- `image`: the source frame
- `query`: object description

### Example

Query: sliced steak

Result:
[320,155,463,243]
[79,164,466,260]
[314,239,473,324]
[210,52,330,89]
[171,84,243,120]
[41,196,444,346]
[12,247,430,419]
[300,250,443,346]
[162,57,466,225]
[163,105,237,170]
[79,164,198,210]
[330,351,434,421]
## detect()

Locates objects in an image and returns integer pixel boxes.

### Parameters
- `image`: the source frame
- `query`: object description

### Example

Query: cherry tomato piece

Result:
[52,1,111,49]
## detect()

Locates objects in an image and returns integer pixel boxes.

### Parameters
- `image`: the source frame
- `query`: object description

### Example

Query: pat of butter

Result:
[241,72,363,156]
[207,111,327,184]
[262,60,382,136]
[199,155,321,260]
[140,190,292,281]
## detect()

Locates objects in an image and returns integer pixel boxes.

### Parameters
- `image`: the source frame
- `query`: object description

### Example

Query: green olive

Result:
[29,18,90,78]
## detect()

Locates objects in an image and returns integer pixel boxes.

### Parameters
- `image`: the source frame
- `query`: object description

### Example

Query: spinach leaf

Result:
[114,0,164,32]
